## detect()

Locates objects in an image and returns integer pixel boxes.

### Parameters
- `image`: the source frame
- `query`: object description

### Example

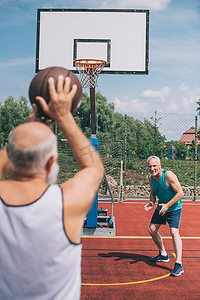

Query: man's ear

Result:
[46,155,57,172]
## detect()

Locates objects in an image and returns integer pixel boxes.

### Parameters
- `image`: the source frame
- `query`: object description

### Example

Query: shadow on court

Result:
[98,252,172,271]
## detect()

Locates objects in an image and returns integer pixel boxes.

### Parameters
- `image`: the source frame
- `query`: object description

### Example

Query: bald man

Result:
[0,76,104,300]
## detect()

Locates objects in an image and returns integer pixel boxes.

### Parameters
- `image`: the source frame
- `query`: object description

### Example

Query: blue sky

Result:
[0,0,199,140]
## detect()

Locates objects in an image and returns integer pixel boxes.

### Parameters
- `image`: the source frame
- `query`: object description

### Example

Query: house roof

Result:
[179,126,200,145]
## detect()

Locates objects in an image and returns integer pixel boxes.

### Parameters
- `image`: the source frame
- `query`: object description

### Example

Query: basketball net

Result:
[74,59,106,88]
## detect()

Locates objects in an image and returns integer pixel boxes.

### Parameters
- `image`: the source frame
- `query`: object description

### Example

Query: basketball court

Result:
[81,200,200,299]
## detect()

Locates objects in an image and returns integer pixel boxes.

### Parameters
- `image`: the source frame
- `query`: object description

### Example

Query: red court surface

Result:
[81,200,200,299]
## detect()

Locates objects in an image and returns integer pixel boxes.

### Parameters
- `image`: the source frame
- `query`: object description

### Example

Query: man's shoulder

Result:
[165,170,175,178]
[164,170,179,185]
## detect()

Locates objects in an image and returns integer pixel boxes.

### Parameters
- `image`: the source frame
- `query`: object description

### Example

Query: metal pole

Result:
[87,87,98,227]
[90,87,96,137]
[194,115,198,201]
[119,141,124,202]
[124,114,127,199]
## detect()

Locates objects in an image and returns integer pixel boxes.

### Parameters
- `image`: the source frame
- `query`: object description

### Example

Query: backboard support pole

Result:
[90,87,96,137]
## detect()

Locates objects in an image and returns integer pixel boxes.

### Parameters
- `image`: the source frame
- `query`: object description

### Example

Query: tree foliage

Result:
[197,98,200,116]
[0,93,167,160]
[0,96,31,146]
[174,142,189,160]
[74,94,166,159]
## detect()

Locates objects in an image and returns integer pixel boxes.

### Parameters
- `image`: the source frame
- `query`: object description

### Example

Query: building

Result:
[179,126,200,147]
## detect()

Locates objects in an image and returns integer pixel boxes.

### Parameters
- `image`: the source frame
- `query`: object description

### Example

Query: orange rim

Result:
[74,59,107,70]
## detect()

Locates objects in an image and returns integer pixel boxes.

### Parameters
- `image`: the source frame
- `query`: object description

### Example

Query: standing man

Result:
[144,155,184,277]
[0,75,104,299]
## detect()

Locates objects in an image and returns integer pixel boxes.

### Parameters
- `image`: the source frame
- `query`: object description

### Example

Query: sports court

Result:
[81,200,200,299]
[36,9,200,299]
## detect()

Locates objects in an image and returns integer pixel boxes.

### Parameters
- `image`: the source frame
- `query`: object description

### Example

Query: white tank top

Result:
[0,184,82,300]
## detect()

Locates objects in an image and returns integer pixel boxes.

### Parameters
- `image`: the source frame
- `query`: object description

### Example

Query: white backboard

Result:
[36,9,149,74]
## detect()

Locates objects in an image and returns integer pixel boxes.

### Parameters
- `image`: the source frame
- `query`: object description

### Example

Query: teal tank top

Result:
[151,169,182,212]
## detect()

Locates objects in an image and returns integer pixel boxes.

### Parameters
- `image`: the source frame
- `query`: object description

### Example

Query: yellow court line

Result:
[82,273,170,286]
[81,236,198,286]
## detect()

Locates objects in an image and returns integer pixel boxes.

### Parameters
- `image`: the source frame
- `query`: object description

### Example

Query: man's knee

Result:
[148,224,158,236]
[170,227,180,239]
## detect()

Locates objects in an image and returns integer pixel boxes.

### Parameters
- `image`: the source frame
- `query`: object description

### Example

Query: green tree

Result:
[73,92,91,137]
[174,142,189,160]
[196,98,200,116]
[53,92,166,161]
[135,119,152,159]
[96,92,115,139]
[73,91,115,139]
[149,111,166,158]
[133,117,165,159]
[0,96,31,145]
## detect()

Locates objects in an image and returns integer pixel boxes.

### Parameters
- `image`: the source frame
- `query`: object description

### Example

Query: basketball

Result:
[29,66,82,120]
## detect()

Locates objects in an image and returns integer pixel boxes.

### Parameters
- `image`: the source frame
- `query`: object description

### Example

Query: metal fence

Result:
[57,111,200,201]
[123,112,200,200]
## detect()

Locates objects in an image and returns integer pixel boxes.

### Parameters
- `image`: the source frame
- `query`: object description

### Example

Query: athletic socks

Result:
[161,251,167,256]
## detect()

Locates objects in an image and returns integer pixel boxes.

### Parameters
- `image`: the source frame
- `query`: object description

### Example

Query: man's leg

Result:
[170,227,182,262]
[148,223,166,253]
[149,223,169,262]
[148,209,169,262]
[148,223,170,262]
[170,227,184,276]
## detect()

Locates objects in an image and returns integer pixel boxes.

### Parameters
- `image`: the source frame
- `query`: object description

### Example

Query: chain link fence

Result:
[57,139,123,201]
[123,112,199,200]
[57,112,199,201]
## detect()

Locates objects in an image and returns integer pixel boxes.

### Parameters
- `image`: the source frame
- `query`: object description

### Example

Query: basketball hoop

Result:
[74,59,106,88]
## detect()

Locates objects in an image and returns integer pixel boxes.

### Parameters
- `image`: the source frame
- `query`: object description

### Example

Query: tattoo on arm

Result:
[80,143,97,162]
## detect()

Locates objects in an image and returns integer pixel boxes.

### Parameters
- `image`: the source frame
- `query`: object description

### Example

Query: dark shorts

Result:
[151,208,182,229]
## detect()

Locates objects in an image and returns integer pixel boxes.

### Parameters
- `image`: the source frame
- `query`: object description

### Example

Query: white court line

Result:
[116,236,200,239]
[101,201,200,205]
[82,236,200,239]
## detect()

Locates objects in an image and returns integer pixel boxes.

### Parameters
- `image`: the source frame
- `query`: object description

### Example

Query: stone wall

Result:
[125,185,200,198]
[105,175,200,199]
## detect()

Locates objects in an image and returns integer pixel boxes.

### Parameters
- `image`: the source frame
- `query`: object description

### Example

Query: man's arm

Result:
[0,147,11,180]
[159,171,183,216]
[36,76,104,243]
[144,176,156,211]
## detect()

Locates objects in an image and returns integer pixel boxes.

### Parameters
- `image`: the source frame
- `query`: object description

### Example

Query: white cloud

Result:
[141,86,171,101]
[1,0,171,11]
[182,88,200,110]
[166,102,177,112]
[151,39,200,69]
[0,57,34,68]
[179,83,189,92]
[113,97,149,113]
[100,0,171,10]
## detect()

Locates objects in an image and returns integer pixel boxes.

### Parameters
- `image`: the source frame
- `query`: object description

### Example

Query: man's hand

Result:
[35,75,77,123]
[27,103,39,122]
[158,203,169,216]
[144,201,154,211]
[27,103,55,126]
